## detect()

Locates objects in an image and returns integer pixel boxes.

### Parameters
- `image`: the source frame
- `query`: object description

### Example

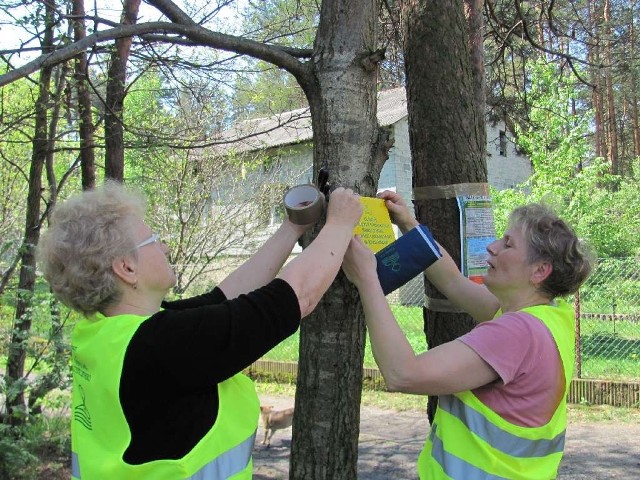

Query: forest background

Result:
[0,0,639,478]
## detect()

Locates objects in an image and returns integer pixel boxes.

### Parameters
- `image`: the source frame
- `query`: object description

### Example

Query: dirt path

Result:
[254,395,640,479]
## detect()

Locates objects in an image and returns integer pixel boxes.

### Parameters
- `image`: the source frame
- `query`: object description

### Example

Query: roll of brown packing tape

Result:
[283,184,325,225]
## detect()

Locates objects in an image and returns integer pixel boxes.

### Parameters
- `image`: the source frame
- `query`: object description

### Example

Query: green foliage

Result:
[0,425,39,480]
[261,301,639,381]
[0,403,70,480]
[0,76,36,262]
[491,60,640,257]
[231,0,317,118]
[262,305,428,368]
[1,281,73,427]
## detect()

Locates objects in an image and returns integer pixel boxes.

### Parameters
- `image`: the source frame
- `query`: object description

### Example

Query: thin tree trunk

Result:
[4,0,56,427]
[45,62,70,211]
[628,0,640,159]
[589,0,606,159]
[73,0,96,190]
[104,0,141,181]
[24,58,73,417]
[401,0,487,424]
[603,0,619,176]
[631,91,640,161]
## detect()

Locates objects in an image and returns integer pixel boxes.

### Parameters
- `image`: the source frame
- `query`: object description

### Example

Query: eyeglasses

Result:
[134,233,160,249]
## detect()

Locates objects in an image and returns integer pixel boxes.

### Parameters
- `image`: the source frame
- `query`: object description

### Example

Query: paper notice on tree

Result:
[455,184,496,285]
[353,196,396,253]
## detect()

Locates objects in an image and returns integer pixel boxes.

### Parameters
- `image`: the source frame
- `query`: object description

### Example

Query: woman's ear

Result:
[112,255,137,287]
[531,261,552,285]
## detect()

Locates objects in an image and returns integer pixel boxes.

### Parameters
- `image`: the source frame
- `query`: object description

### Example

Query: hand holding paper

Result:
[350,194,442,295]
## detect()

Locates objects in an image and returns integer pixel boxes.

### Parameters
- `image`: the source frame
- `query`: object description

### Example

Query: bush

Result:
[0,425,39,480]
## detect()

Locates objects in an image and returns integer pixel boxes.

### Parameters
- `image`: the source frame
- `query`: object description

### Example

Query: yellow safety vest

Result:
[418,299,575,479]
[70,312,259,480]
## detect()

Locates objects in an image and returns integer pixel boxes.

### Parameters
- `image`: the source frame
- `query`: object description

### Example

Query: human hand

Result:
[342,235,378,289]
[377,190,419,234]
[325,187,363,229]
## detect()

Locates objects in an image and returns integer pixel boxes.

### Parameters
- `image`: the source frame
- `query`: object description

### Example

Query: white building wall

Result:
[379,118,413,203]
[486,122,532,190]
[380,118,531,197]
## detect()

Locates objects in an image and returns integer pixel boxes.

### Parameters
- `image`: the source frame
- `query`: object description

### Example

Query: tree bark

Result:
[289,1,385,478]
[629,0,640,159]
[603,0,619,176]
[401,0,487,423]
[588,0,606,160]
[104,0,141,182]
[464,0,486,126]
[4,0,56,427]
[72,0,96,190]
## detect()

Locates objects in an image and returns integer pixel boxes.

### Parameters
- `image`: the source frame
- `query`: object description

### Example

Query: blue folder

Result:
[375,225,442,295]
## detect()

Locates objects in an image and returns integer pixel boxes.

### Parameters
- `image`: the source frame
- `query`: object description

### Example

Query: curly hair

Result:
[509,203,595,299]
[38,181,146,317]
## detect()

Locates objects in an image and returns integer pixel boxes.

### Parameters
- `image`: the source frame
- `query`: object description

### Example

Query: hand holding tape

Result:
[283,184,326,225]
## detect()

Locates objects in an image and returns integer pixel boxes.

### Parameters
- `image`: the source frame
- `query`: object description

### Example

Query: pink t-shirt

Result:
[458,312,565,427]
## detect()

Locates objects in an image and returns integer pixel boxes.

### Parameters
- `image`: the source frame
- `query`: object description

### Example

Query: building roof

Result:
[216,87,408,153]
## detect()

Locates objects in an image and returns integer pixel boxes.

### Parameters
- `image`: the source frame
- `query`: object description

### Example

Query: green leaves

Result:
[493,60,640,258]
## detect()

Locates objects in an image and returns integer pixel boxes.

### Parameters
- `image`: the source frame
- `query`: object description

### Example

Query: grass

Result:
[255,380,640,423]
[262,306,640,380]
[261,305,428,368]
[256,380,429,412]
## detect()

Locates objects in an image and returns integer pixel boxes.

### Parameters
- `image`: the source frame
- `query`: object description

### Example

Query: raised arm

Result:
[218,219,310,300]
[378,190,500,322]
[342,235,498,395]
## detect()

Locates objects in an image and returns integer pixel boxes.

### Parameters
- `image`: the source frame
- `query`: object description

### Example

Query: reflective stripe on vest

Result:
[71,451,80,479]
[430,424,510,480]
[438,396,565,458]
[186,430,256,480]
[71,431,256,480]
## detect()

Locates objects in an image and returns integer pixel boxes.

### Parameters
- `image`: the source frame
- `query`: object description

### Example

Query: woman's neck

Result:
[499,291,552,313]
[102,290,163,317]
[103,303,157,317]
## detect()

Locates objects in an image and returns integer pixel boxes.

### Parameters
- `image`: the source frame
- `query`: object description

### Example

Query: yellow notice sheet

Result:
[353,196,396,253]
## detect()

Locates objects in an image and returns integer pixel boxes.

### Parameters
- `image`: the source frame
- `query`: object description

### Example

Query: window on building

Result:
[499,130,507,157]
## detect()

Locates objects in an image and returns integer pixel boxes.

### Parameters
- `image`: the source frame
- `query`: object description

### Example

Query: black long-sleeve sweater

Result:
[119,278,300,464]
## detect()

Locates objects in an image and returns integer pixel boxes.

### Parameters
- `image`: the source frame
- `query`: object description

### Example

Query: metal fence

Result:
[390,257,640,382]
[186,255,639,382]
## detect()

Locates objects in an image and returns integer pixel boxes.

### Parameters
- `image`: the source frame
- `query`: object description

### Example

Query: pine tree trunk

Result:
[401,0,487,424]
[588,0,606,159]
[603,0,619,176]
[72,0,96,190]
[630,0,640,159]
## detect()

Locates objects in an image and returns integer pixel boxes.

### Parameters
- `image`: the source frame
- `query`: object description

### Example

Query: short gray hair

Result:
[38,181,146,317]
[509,203,595,299]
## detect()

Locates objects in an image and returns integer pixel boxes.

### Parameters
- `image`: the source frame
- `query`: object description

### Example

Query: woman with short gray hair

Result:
[39,180,363,480]
[39,182,147,316]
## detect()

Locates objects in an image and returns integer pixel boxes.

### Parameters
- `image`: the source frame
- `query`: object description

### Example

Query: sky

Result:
[0,1,244,69]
